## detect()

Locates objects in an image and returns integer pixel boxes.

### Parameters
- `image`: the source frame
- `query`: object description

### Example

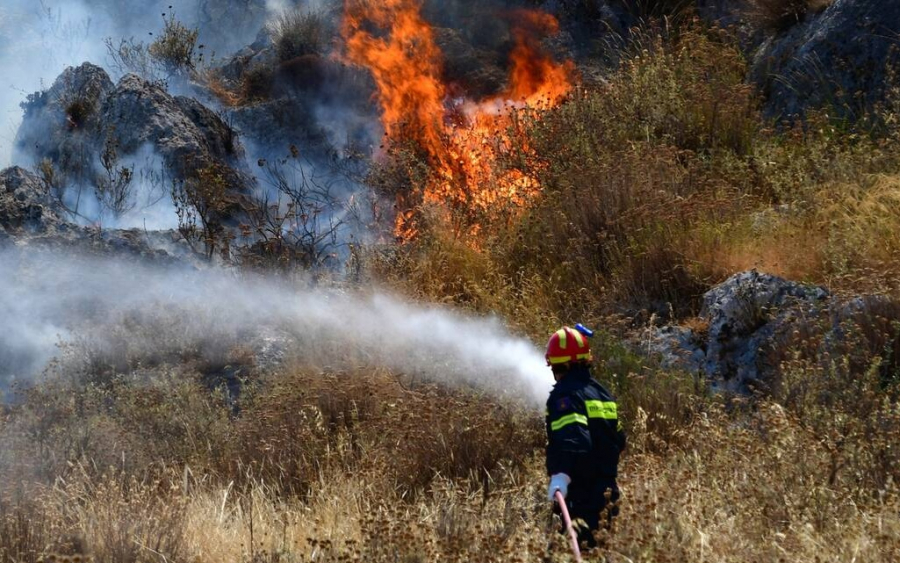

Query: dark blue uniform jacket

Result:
[545,365,626,480]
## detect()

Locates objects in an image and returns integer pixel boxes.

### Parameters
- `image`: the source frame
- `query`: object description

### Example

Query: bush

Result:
[234,366,543,497]
[488,27,757,317]
[269,9,332,62]
[148,13,200,76]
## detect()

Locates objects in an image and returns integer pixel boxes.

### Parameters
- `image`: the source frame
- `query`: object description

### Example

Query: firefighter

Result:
[545,325,626,548]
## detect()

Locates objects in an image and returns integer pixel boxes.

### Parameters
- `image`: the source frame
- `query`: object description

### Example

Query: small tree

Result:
[95,136,136,218]
[239,148,351,273]
[171,164,233,261]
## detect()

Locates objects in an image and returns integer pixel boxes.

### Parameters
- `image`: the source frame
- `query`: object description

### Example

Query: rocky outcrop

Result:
[648,271,837,390]
[14,64,115,183]
[228,98,332,157]
[214,32,376,157]
[15,63,252,203]
[700,271,828,384]
[750,0,900,120]
[100,74,246,183]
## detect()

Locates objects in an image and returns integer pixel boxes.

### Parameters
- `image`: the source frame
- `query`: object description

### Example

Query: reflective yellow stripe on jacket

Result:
[550,412,588,431]
[585,400,617,420]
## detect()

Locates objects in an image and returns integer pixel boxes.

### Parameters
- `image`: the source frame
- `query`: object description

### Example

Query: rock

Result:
[646,325,707,374]
[647,270,830,389]
[0,165,202,264]
[99,74,248,185]
[749,0,900,120]
[14,63,115,184]
[228,98,330,157]
[701,271,828,386]
[191,0,269,56]
[15,63,253,215]
[17,62,114,135]
[214,37,377,157]
[0,167,65,235]
[217,28,277,85]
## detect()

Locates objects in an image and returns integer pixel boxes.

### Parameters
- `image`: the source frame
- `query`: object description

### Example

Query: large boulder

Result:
[699,271,829,383]
[14,63,115,183]
[214,34,376,157]
[649,269,900,392]
[228,97,339,158]
[15,63,253,212]
[0,165,197,264]
[749,0,900,120]
[99,74,247,183]
[647,271,831,389]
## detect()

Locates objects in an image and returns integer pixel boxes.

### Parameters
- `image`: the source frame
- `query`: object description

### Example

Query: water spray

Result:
[0,249,552,404]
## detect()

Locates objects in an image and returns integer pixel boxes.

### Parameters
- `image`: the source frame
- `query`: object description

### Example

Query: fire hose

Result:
[554,490,583,563]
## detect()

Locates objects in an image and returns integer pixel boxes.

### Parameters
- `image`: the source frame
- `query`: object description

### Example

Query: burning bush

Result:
[342,0,575,241]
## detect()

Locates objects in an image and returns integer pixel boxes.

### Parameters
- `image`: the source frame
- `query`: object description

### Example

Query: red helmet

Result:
[545,326,592,366]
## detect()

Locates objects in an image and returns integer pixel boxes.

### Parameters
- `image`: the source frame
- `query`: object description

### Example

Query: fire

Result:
[503,10,575,107]
[342,0,446,160]
[342,0,574,240]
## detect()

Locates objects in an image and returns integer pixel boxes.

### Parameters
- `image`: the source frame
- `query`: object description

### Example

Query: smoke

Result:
[0,248,552,406]
[0,0,272,168]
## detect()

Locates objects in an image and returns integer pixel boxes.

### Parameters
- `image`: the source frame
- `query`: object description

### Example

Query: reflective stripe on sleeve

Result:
[585,400,617,420]
[550,412,588,431]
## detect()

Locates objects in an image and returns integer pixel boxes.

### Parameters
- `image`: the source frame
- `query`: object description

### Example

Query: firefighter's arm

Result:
[545,393,592,477]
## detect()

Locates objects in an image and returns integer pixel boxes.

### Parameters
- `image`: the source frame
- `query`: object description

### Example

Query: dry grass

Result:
[378,23,900,325]
[1,355,898,561]
[268,9,333,62]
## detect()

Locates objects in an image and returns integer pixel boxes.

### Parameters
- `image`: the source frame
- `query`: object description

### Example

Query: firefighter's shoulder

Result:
[547,379,583,414]
[587,378,616,401]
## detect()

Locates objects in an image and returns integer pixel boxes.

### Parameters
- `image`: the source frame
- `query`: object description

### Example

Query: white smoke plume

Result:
[0,248,552,406]
[0,0,272,168]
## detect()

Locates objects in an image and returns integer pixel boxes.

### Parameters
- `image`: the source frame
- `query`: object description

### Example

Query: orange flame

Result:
[342,0,574,240]
[503,10,575,107]
[342,0,446,159]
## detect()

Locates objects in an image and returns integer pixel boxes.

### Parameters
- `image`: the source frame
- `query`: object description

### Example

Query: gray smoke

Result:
[0,248,551,405]
[0,0,287,168]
